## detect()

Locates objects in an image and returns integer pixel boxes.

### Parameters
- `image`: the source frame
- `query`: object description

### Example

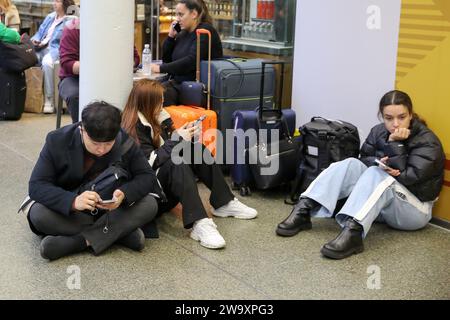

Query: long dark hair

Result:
[62,0,75,14]
[178,0,212,24]
[378,90,427,126]
[121,79,166,148]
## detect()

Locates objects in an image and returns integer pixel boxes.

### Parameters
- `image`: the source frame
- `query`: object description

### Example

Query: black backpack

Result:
[286,117,360,204]
[0,35,38,73]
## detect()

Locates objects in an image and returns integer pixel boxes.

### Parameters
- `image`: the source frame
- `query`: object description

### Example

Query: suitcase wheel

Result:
[239,186,251,197]
[231,182,240,191]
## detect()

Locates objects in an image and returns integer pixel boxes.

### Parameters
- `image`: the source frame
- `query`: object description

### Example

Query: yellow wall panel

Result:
[396,0,450,221]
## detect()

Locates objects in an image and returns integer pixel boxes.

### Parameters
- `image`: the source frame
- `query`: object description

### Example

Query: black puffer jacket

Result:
[360,119,445,202]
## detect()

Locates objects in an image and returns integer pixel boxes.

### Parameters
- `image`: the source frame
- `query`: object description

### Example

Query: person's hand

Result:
[96,189,125,211]
[31,39,40,46]
[388,128,410,142]
[379,156,400,177]
[72,61,80,75]
[176,122,199,141]
[168,21,179,38]
[151,64,160,74]
[72,191,101,212]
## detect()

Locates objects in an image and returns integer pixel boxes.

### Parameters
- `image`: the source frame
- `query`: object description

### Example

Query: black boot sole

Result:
[276,222,312,237]
[320,244,364,260]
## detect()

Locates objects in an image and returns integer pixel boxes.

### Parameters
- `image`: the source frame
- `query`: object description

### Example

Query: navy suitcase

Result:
[230,61,299,196]
[200,58,275,162]
[0,69,26,120]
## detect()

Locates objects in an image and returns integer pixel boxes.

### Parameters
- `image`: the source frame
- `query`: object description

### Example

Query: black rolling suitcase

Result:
[0,69,26,120]
[200,58,275,163]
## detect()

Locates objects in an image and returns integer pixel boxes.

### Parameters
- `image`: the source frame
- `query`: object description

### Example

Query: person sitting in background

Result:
[0,0,20,32]
[276,90,445,260]
[23,102,160,261]
[0,20,19,44]
[151,0,223,106]
[121,80,258,249]
[31,0,75,114]
[59,17,141,123]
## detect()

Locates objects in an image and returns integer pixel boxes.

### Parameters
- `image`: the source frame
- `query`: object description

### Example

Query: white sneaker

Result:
[43,98,54,114]
[190,218,226,249]
[212,198,258,219]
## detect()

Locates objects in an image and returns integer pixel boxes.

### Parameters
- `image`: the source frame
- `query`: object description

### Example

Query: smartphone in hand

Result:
[174,22,181,32]
[193,115,207,126]
[100,198,116,204]
[374,159,394,171]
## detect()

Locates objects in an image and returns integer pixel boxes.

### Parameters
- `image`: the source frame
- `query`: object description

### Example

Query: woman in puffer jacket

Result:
[276,90,445,259]
[121,79,258,250]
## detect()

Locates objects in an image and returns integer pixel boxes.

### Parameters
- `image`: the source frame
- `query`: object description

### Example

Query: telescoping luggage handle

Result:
[196,28,211,110]
[259,61,285,119]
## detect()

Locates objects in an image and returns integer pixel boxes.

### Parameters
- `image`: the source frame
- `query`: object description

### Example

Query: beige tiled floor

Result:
[0,113,449,299]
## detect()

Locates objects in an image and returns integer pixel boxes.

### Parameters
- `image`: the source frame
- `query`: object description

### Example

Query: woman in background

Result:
[30,0,75,113]
[0,0,20,31]
[151,0,223,106]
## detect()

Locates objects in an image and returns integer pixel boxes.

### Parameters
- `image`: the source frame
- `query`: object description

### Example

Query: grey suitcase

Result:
[200,58,275,163]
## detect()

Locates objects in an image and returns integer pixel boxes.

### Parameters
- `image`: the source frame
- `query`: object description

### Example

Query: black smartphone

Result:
[174,22,181,32]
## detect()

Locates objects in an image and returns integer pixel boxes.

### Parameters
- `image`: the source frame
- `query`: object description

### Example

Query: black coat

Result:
[135,112,181,170]
[360,119,445,202]
[29,123,160,216]
[160,22,223,83]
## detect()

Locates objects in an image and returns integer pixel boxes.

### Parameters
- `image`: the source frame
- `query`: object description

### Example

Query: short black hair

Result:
[81,101,121,142]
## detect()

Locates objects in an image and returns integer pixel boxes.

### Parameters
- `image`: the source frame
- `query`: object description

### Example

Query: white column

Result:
[79,0,135,118]
[291,0,401,140]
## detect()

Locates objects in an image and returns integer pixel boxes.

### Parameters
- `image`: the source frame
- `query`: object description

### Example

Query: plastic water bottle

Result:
[142,44,152,76]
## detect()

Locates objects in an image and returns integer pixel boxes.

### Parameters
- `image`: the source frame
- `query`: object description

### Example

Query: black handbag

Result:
[76,136,134,201]
[286,117,360,204]
[76,164,130,201]
[0,35,38,72]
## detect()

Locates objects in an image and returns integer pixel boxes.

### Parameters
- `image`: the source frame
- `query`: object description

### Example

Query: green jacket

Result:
[0,22,20,44]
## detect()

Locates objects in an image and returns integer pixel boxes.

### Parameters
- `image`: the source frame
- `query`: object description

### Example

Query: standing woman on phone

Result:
[122,80,258,250]
[150,0,223,106]
[275,90,445,260]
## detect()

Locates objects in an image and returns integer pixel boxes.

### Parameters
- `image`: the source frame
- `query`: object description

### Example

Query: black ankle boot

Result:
[276,198,319,237]
[320,218,364,259]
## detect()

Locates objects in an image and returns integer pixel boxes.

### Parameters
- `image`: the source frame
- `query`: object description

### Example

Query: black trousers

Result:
[162,79,181,107]
[58,76,79,123]
[157,141,235,228]
[27,195,158,255]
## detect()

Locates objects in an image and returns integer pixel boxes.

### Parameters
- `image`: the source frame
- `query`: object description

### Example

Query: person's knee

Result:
[41,55,54,70]
[60,84,79,102]
[133,195,159,224]
[28,203,51,232]
[342,157,361,166]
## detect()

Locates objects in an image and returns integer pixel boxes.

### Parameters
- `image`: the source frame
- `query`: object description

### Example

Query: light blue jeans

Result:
[302,158,433,237]
[35,47,55,100]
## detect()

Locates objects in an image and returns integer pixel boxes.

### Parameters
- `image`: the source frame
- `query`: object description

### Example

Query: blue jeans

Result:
[35,48,55,100]
[302,158,433,237]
